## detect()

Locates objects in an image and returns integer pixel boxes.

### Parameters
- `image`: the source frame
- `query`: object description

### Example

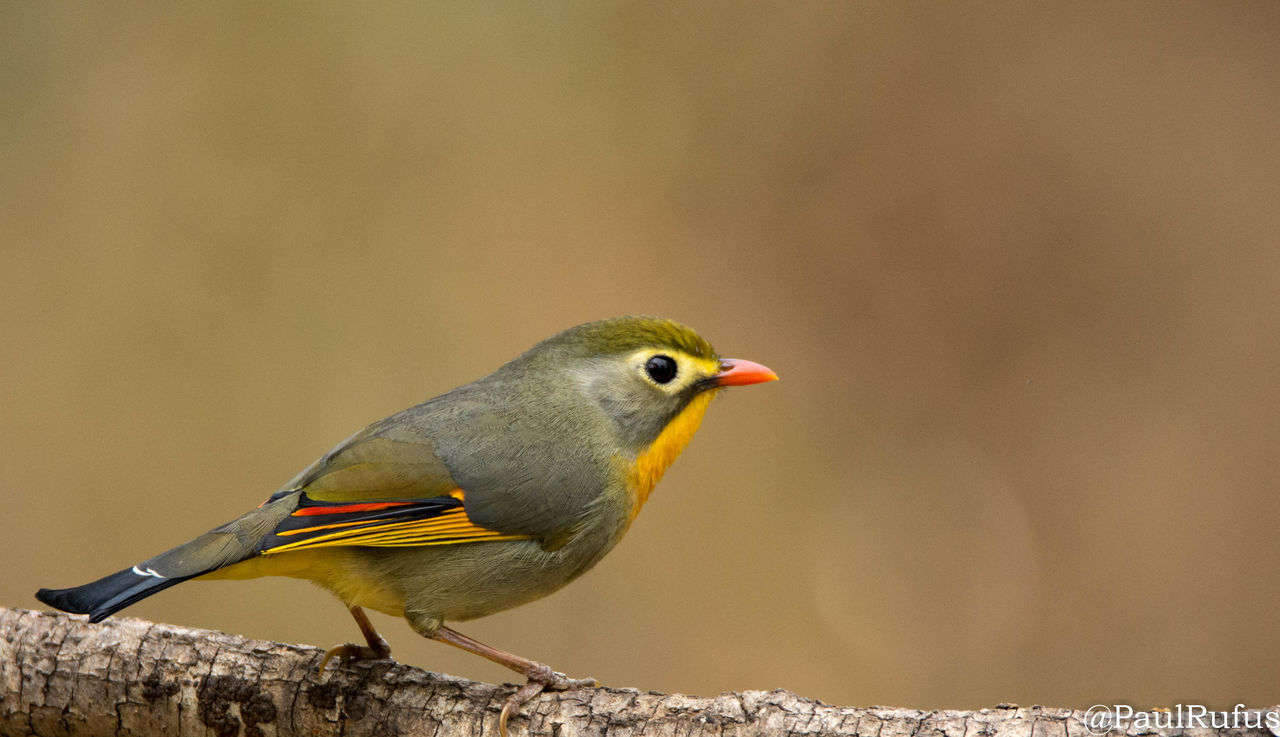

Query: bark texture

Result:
[0,607,1273,737]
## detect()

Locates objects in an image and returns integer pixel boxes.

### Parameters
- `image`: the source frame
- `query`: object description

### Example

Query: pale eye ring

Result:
[644,355,678,384]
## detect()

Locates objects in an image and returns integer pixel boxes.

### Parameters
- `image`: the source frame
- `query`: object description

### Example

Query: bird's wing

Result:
[276,421,460,503]
[266,379,619,548]
[257,419,534,553]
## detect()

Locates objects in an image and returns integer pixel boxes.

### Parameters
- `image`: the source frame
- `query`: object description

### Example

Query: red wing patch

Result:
[290,500,416,516]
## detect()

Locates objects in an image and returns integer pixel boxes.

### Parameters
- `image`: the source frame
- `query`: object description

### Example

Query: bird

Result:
[36,315,778,735]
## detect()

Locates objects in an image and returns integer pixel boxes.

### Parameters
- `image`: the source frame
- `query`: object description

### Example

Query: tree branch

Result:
[0,607,1272,737]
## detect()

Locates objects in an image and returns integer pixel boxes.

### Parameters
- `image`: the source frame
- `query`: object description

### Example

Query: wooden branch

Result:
[0,607,1272,737]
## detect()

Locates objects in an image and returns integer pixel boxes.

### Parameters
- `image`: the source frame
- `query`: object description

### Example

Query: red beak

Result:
[714,358,779,387]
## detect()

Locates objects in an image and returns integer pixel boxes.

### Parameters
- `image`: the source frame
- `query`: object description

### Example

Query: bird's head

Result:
[513,316,777,458]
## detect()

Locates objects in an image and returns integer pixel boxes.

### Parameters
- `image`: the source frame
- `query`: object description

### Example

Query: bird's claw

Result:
[499,681,545,737]
[498,664,597,737]
[318,642,394,674]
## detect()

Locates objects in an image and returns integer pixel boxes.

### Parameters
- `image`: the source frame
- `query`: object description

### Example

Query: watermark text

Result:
[1083,704,1279,735]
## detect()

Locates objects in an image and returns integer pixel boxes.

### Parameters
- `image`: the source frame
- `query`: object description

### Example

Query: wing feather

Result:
[258,492,530,555]
[281,428,461,503]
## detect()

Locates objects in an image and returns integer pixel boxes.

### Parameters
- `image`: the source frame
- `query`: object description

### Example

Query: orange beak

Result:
[714,358,779,387]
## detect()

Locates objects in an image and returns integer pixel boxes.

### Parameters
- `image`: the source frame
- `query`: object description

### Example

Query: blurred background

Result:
[3,2,1279,711]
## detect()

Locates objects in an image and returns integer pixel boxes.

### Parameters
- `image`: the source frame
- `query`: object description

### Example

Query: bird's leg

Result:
[426,625,596,737]
[320,606,394,672]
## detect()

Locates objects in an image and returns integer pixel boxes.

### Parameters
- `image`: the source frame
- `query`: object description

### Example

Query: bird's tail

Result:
[36,566,193,623]
[36,497,296,622]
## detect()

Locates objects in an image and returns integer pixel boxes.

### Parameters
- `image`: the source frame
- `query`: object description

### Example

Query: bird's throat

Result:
[625,390,718,523]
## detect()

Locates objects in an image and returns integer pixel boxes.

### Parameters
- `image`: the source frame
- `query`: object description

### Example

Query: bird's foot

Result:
[318,638,394,674]
[498,663,596,737]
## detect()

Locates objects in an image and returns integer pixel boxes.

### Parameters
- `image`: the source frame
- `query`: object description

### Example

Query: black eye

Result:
[645,355,678,384]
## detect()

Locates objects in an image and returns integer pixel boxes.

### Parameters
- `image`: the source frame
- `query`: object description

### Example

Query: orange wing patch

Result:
[258,491,529,555]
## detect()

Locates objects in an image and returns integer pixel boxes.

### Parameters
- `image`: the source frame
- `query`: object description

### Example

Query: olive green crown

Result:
[533,316,717,361]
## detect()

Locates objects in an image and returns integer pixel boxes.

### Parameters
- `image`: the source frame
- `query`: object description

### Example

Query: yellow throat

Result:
[625,390,718,522]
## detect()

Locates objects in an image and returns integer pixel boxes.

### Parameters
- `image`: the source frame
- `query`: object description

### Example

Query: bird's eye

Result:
[645,355,678,384]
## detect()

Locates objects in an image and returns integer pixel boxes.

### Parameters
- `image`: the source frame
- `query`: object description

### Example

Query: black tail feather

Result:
[36,567,193,623]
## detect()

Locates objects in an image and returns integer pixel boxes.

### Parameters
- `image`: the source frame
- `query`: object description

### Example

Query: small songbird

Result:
[37,316,778,734]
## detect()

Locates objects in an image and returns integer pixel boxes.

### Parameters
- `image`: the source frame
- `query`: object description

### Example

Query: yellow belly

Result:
[199,548,406,617]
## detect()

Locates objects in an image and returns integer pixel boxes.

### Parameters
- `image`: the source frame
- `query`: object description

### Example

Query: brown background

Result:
[3,2,1278,711]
